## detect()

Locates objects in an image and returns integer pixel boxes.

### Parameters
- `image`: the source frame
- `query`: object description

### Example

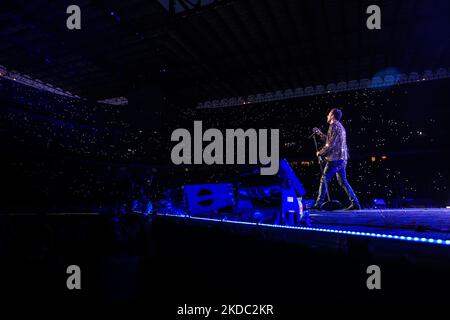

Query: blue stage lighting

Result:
[158,214,450,246]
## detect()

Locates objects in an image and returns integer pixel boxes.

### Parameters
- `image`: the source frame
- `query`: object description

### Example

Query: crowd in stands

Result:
[1,77,448,212]
[0,78,164,163]
[168,79,449,206]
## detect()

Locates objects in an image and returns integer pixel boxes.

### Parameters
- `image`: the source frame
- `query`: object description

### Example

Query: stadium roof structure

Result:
[0,0,449,104]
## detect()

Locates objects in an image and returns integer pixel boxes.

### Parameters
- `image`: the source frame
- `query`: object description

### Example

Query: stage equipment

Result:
[279,159,306,223]
[183,183,234,215]
[312,135,342,211]
[372,198,387,209]
[237,160,306,225]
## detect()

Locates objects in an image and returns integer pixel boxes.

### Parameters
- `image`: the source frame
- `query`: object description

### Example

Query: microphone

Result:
[310,127,321,138]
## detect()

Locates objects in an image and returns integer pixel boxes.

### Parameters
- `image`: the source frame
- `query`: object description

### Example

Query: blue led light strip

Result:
[158,213,450,246]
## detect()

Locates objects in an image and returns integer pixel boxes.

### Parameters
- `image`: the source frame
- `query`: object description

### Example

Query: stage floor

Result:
[158,208,450,246]
[306,208,450,240]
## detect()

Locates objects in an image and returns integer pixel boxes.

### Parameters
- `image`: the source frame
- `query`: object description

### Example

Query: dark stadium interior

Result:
[1,0,449,101]
[0,0,450,311]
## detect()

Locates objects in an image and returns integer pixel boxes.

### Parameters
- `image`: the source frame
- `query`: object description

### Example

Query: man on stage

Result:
[311,108,361,210]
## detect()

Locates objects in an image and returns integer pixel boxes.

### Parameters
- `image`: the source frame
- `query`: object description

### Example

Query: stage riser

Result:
[2,213,450,301]
[149,215,450,301]
[153,215,450,266]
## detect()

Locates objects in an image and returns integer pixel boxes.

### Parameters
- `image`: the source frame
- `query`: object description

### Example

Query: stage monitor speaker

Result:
[279,159,306,224]
[183,183,234,214]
